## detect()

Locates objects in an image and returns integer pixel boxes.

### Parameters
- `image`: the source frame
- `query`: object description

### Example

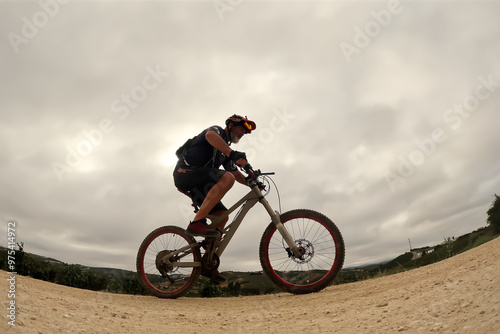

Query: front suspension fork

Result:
[270,210,302,258]
[258,192,301,258]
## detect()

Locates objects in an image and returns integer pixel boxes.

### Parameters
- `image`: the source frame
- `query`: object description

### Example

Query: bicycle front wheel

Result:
[136,225,201,299]
[259,209,345,294]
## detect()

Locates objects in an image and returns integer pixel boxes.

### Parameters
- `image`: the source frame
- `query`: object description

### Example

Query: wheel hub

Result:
[155,250,177,276]
[292,239,314,264]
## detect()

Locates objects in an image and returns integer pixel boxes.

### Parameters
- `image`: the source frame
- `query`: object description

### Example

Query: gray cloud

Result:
[1,1,499,272]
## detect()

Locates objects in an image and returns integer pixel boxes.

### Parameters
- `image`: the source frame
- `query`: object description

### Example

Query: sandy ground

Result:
[1,237,499,334]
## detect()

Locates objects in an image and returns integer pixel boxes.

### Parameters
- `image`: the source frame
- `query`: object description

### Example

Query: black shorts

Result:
[173,167,228,213]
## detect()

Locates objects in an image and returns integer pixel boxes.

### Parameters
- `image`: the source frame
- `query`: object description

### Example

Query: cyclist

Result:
[173,114,256,238]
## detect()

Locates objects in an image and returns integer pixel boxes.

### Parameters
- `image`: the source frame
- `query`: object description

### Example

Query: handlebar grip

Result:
[243,164,273,180]
[244,164,256,180]
[243,164,253,173]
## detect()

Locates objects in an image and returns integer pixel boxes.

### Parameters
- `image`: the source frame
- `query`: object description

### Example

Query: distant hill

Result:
[340,225,498,282]
[1,225,497,297]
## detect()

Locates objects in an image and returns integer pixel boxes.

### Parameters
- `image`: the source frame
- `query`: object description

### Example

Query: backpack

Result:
[175,136,197,159]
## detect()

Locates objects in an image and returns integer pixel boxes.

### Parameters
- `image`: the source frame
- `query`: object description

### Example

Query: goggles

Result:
[242,121,254,133]
[226,114,256,134]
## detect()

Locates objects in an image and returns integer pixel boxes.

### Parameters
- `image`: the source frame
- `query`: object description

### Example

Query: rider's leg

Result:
[207,209,229,229]
[189,173,233,282]
[193,172,235,222]
[186,172,235,237]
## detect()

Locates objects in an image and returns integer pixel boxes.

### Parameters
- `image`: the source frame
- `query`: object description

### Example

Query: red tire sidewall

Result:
[263,213,342,291]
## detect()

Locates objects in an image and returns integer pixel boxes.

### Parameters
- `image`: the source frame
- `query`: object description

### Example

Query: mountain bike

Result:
[136,165,345,299]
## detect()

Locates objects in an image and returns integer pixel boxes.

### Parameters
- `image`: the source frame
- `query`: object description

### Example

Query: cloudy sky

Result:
[1,0,499,273]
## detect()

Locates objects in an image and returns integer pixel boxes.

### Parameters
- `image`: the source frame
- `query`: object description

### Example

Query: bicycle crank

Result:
[201,252,220,271]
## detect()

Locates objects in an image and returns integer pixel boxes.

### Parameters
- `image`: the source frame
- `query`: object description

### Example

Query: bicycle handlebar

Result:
[243,164,275,180]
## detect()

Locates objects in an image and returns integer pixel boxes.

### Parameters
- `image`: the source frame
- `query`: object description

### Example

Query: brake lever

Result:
[243,164,257,179]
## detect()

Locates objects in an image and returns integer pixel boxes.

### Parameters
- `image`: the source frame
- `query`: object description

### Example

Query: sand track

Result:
[1,237,499,333]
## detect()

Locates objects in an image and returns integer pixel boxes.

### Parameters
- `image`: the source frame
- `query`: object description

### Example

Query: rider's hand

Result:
[236,158,248,167]
[229,150,248,167]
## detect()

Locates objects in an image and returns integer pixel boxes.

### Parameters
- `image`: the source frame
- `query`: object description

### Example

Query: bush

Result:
[122,271,146,295]
[197,276,227,297]
[487,194,500,233]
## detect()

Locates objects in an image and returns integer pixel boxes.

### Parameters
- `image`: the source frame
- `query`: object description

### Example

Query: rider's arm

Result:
[206,130,248,167]
[232,169,247,185]
[206,130,232,156]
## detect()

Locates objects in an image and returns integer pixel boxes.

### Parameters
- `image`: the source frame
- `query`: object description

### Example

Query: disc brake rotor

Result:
[292,239,314,264]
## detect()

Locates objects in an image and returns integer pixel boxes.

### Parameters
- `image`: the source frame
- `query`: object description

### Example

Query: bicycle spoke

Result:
[260,210,345,293]
[137,226,201,298]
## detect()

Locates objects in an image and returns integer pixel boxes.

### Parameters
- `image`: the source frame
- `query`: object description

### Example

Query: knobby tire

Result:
[259,209,345,294]
[136,225,201,299]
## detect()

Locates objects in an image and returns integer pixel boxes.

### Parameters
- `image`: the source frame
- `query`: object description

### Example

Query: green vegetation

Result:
[341,224,498,282]
[1,195,498,297]
[182,222,499,297]
[0,245,146,295]
[195,272,279,297]
[487,194,500,233]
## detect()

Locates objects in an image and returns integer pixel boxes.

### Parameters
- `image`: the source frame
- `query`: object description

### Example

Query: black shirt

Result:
[177,126,236,171]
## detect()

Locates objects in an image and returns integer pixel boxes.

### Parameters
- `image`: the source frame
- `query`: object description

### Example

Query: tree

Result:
[487,194,500,233]
[123,271,146,295]
[57,264,85,288]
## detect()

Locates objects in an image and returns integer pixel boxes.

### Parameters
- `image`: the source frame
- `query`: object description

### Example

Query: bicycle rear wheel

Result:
[259,209,345,294]
[136,225,201,299]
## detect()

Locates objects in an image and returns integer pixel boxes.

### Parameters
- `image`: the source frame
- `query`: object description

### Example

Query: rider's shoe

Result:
[201,269,227,284]
[186,219,221,238]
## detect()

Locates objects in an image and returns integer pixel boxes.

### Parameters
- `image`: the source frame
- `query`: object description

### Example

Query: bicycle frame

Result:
[211,178,302,258]
[160,178,301,268]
